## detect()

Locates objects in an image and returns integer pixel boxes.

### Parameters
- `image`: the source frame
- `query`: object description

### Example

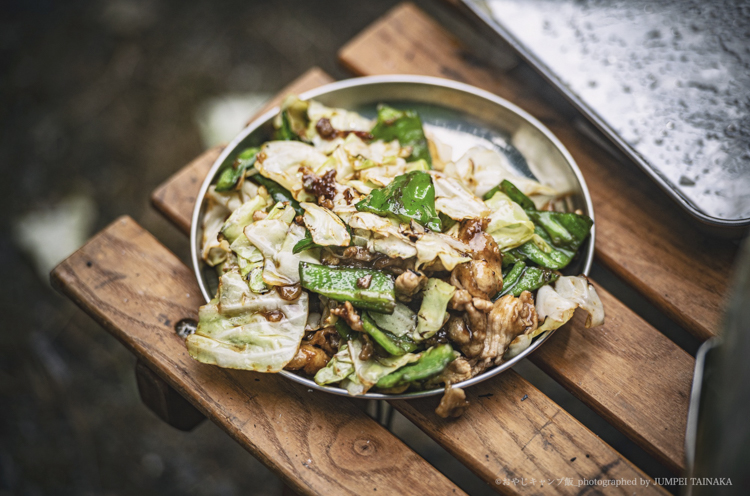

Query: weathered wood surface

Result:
[392,373,669,495]
[151,68,335,234]
[338,2,735,341]
[149,58,693,473]
[52,216,666,495]
[51,216,466,496]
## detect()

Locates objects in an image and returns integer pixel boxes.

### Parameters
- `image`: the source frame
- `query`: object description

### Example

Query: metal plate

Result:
[190,75,595,399]
[459,0,750,236]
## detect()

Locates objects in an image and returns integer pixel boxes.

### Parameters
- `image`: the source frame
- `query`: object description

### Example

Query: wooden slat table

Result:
[52,3,738,495]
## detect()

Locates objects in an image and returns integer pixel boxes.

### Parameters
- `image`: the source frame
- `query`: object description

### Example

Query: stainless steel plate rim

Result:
[190,74,595,400]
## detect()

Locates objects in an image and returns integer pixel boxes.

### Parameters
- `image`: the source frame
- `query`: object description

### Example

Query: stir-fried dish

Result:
[190,96,605,417]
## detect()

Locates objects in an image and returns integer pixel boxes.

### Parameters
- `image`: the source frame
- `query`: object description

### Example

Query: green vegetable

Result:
[376,344,456,389]
[292,229,322,254]
[361,313,418,356]
[497,265,559,298]
[299,262,396,313]
[250,173,303,216]
[501,261,526,290]
[368,302,416,337]
[215,147,259,192]
[335,319,354,341]
[220,196,267,244]
[499,179,536,209]
[356,170,441,231]
[370,105,432,166]
[414,278,456,340]
[274,110,307,142]
[438,212,456,232]
[526,210,593,250]
[314,345,354,385]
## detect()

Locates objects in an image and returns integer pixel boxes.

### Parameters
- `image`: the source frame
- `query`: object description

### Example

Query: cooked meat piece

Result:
[252,210,268,221]
[394,270,427,302]
[301,167,337,201]
[472,298,493,312]
[481,291,537,365]
[330,301,363,331]
[449,289,472,310]
[342,245,376,262]
[315,117,374,141]
[445,314,482,358]
[439,357,473,385]
[307,326,341,355]
[452,222,503,300]
[451,259,501,300]
[285,344,330,376]
[435,385,469,418]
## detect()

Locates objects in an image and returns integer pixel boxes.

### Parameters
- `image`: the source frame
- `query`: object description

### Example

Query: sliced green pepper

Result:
[501,261,526,290]
[215,147,259,192]
[273,110,310,143]
[376,344,455,389]
[497,265,559,298]
[292,229,322,254]
[299,262,396,313]
[250,172,304,216]
[335,319,353,341]
[355,170,441,231]
[361,313,418,356]
[526,211,593,250]
[370,105,432,166]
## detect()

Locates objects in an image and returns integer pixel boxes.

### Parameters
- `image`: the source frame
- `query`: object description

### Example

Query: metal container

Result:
[190,75,595,399]
[456,0,750,237]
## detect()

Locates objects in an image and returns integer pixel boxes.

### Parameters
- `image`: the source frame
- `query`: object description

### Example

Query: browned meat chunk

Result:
[285,344,330,376]
[330,301,363,331]
[394,270,427,302]
[435,385,469,418]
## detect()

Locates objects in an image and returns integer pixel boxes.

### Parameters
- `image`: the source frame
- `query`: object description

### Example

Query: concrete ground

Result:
[1,1,698,494]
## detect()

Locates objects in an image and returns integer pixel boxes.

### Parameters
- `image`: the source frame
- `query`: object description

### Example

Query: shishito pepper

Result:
[299,262,396,313]
[370,104,432,166]
[376,344,455,389]
[355,170,442,231]
[250,172,304,216]
[491,179,592,270]
[215,147,260,192]
[361,313,418,356]
[497,264,559,298]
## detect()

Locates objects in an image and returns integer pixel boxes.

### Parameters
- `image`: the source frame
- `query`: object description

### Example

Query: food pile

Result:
[190,96,604,417]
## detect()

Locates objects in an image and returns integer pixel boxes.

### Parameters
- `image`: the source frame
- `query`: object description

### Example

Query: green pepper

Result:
[215,147,259,192]
[501,261,526,290]
[292,229,322,254]
[483,179,535,209]
[376,344,455,389]
[497,265,559,298]
[273,110,310,143]
[355,170,441,231]
[250,173,304,216]
[299,262,396,313]
[526,211,593,250]
[335,319,353,341]
[361,313,418,356]
[370,105,432,166]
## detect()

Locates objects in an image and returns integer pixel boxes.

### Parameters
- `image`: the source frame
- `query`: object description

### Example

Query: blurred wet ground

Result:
[1,1,693,494]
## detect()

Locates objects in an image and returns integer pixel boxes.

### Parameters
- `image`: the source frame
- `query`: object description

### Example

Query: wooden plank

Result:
[151,67,335,234]
[529,286,692,473]
[58,218,666,496]
[392,373,668,495]
[338,2,735,341]
[337,2,694,472]
[51,216,466,496]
